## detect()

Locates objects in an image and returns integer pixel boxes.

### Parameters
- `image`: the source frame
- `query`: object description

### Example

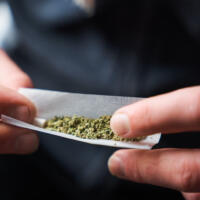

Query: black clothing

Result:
[2,0,200,199]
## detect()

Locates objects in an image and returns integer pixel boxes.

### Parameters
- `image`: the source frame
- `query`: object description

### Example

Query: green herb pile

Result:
[44,115,145,142]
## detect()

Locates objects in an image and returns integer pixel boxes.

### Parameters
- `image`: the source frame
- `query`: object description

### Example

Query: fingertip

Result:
[110,113,132,138]
[0,86,37,122]
[108,151,126,178]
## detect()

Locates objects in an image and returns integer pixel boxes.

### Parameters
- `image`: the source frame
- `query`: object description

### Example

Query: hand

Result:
[108,86,200,200]
[0,49,39,154]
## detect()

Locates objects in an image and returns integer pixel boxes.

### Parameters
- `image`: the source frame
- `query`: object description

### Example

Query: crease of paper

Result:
[1,88,161,149]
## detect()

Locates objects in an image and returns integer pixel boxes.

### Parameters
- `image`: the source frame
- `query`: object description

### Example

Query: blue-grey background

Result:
[1,0,200,199]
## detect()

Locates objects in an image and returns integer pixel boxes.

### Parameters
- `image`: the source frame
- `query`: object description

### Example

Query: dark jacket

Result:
[2,0,200,199]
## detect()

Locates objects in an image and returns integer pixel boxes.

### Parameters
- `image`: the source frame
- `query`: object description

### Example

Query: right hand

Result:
[0,49,39,154]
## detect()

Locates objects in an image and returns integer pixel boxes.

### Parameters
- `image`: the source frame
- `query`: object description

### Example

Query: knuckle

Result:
[15,73,33,88]
[124,150,156,183]
[125,151,142,181]
[125,163,141,182]
[176,159,196,191]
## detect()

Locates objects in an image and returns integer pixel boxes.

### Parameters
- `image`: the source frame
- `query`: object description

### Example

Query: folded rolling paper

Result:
[1,88,161,149]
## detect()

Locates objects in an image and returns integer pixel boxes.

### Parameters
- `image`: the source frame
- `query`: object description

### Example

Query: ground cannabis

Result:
[44,115,145,142]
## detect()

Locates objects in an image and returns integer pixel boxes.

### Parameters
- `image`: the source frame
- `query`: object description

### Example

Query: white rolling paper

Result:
[1,88,161,149]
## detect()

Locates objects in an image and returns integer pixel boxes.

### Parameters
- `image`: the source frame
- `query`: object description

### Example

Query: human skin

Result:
[0,49,38,154]
[1,48,200,199]
[109,86,200,200]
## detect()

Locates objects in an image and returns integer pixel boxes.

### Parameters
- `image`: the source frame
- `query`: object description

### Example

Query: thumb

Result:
[0,85,38,154]
[0,85,36,121]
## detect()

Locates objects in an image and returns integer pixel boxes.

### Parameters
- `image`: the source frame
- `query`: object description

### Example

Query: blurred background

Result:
[1,1,199,199]
[0,1,17,50]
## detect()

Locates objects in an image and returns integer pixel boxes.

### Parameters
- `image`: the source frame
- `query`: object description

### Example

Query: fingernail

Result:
[15,133,39,154]
[108,155,125,178]
[110,113,130,136]
[10,106,31,121]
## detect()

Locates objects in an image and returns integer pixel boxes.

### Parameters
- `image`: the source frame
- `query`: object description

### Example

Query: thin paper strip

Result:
[1,88,161,149]
[1,115,161,149]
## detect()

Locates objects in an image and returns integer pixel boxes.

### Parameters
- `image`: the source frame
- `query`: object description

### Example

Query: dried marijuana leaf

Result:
[44,115,145,142]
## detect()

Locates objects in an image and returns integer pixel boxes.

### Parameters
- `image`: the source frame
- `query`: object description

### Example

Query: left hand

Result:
[108,86,200,200]
[0,50,38,154]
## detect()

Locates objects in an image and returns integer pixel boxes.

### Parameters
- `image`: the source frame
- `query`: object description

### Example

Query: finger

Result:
[0,85,36,121]
[110,86,200,138]
[0,124,38,154]
[182,192,200,200]
[108,148,200,192]
[0,85,38,154]
[0,49,33,89]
